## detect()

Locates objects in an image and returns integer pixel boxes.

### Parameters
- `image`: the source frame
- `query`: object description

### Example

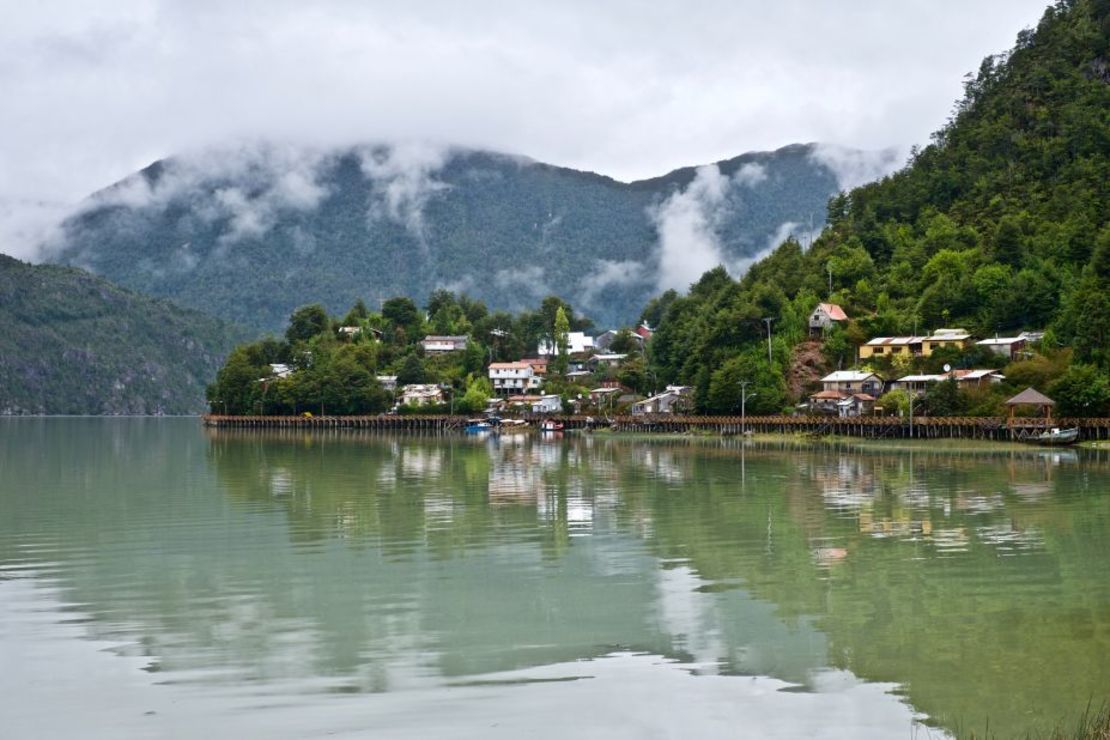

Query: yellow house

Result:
[860,328,974,360]
[858,336,925,360]
[921,328,972,355]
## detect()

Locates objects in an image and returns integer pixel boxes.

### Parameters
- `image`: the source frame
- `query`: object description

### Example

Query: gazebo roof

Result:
[1006,387,1056,406]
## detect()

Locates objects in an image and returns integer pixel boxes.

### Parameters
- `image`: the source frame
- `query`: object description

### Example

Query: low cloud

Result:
[55,142,332,252]
[733,162,767,187]
[650,164,731,293]
[495,264,548,297]
[577,259,650,307]
[730,221,822,277]
[0,197,72,261]
[808,143,904,190]
[358,142,451,239]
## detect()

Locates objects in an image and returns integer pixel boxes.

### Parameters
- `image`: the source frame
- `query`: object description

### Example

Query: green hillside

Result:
[0,254,244,414]
[646,0,1110,412]
[49,143,882,331]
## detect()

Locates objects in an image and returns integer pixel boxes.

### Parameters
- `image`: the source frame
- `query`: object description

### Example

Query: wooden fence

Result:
[202,414,1110,441]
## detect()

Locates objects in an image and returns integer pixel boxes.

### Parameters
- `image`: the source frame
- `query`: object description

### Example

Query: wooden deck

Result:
[201,414,1110,441]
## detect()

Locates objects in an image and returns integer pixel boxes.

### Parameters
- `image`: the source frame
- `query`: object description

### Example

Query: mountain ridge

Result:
[47,141,898,331]
[0,253,245,414]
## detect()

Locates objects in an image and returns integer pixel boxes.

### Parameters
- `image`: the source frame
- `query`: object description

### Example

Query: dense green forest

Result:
[644,0,1110,415]
[50,143,855,331]
[0,254,244,414]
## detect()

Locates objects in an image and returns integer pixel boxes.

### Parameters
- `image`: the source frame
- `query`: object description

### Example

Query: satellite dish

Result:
[943,363,952,372]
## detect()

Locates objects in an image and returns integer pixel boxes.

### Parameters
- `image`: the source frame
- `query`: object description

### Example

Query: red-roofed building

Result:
[809,303,848,334]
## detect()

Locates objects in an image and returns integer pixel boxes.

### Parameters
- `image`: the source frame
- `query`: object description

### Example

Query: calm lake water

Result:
[1,419,1108,739]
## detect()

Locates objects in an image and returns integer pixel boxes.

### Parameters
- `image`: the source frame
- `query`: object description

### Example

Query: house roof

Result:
[635,390,680,405]
[951,369,1002,380]
[810,390,848,400]
[976,337,1024,346]
[590,387,621,395]
[821,371,880,382]
[926,328,970,341]
[816,302,848,321]
[423,335,468,342]
[897,374,947,383]
[837,394,875,406]
[865,336,925,346]
[1006,387,1056,406]
[489,362,533,370]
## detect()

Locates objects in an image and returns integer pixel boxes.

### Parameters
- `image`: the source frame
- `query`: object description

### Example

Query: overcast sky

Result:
[1,0,1051,259]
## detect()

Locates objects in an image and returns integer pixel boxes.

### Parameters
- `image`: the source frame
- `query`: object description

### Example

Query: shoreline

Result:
[198,413,1110,445]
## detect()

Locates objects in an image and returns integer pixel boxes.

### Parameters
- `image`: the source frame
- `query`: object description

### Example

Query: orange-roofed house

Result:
[809,303,848,334]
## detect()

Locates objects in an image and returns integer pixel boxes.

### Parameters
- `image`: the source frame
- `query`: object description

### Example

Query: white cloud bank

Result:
[651,162,778,293]
[0,0,1052,259]
[357,142,451,239]
[651,166,732,293]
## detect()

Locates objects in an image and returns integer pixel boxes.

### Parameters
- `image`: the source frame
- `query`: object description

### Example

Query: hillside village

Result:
[207,290,1105,421]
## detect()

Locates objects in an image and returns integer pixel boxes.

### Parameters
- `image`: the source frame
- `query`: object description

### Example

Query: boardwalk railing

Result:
[202,414,1110,441]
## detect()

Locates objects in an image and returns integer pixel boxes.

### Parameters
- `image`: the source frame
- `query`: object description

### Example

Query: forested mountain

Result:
[0,254,244,414]
[647,0,1110,413]
[46,142,894,331]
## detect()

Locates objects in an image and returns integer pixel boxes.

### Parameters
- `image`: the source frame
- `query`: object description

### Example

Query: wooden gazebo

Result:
[1006,387,1056,425]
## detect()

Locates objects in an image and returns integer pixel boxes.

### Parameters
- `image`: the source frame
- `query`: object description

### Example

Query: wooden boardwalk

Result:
[202,414,1110,441]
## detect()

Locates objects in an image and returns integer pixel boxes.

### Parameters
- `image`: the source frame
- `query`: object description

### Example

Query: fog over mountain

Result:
[0,1,1052,267]
[47,141,899,330]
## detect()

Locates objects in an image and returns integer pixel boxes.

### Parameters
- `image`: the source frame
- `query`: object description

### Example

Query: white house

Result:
[631,386,693,415]
[489,362,543,395]
[976,336,1026,361]
[533,394,562,413]
[269,363,293,379]
[400,384,444,406]
[537,332,595,356]
[891,374,948,396]
[421,335,469,353]
[809,303,848,332]
[376,375,398,393]
[819,371,884,397]
[894,369,1005,396]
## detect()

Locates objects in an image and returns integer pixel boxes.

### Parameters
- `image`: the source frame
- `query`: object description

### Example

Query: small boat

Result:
[498,419,531,434]
[540,420,564,432]
[464,419,492,434]
[1032,427,1080,446]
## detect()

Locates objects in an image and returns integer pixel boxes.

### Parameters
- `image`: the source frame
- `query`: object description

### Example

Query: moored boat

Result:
[464,419,492,434]
[1032,427,1079,446]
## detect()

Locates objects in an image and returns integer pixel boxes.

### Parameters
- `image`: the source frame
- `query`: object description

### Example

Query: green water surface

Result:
[0,419,1107,738]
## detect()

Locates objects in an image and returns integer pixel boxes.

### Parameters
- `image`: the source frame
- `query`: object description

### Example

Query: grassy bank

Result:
[962,703,1110,739]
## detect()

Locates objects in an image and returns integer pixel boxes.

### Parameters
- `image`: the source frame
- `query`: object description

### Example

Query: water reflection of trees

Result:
[4,421,1107,739]
[648,442,1110,739]
[207,431,1110,739]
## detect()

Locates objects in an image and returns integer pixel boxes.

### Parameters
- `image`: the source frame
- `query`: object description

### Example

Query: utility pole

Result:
[826,262,833,298]
[739,381,756,436]
[908,394,914,439]
[762,317,774,365]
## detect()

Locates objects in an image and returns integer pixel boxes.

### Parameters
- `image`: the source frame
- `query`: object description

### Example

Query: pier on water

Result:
[201,414,1110,441]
